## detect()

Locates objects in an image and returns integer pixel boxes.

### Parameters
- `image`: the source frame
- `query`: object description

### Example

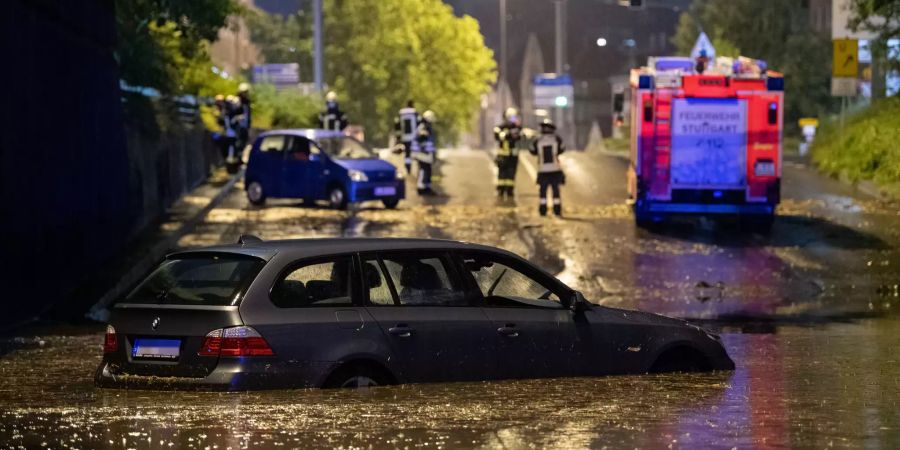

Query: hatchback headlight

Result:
[348,170,368,182]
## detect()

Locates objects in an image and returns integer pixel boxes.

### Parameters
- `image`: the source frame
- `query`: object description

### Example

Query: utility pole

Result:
[313,0,323,93]
[554,0,567,128]
[499,0,508,113]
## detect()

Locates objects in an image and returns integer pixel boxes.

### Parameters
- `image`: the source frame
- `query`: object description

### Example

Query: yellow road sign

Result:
[833,39,858,77]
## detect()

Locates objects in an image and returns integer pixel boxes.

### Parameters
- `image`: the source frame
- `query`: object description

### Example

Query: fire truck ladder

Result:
[650,90,672,198]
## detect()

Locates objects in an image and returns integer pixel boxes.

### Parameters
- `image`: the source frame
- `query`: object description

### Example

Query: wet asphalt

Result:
[1,148,898,448]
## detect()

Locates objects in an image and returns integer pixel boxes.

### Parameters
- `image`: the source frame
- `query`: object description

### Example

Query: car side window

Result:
[271,257,353,307]
[462,254,561,304]
[287,136,312,161]
[361,259,396,305]
[259,135,286,153]
[366,253,467,306]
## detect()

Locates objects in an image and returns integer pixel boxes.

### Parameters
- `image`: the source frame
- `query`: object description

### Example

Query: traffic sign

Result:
[832,39,858,77]
[533,73,574,109]
[831,77,858,97]
[691,32,716,60]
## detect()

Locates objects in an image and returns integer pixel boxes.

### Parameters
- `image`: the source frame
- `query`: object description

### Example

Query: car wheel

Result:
[382,197,400,209]
[324,365,391,389]
[247,181,266,206]
[328,186,347,210]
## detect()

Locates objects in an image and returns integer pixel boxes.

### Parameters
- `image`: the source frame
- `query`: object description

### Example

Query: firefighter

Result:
[394,100,419,174]
[529,118,566,216]
[415,110,437,194]
[318,91,348,132]
[213,95,238,166]
[236,83,252,150]
[493,107,523,198]
[695,48,710,74]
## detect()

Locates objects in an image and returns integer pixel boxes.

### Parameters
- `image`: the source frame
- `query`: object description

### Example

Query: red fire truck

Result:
[627,57,784,230]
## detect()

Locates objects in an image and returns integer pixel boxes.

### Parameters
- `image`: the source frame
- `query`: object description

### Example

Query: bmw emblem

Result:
[151,317,160,330]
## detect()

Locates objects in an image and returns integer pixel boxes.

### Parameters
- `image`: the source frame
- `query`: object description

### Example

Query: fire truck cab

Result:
[628,56,784,230]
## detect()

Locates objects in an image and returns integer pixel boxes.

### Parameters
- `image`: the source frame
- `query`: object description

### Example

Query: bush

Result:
[811,97,900,187]
[251,84,320,130]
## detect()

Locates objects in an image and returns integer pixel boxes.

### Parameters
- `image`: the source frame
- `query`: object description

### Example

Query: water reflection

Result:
[1,318,898,448]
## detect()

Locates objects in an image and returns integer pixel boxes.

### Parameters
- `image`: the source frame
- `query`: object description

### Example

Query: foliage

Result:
[812,96,900,188]
[672,0,838,127]
[325,0,496,145]
[244,7,313,77]
[847,0,900,42]
[115,0,239,95]
[252,84,321,129]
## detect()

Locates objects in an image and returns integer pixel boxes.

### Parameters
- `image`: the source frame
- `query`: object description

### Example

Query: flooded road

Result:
[4,149,899,448]
[1,318,898,448]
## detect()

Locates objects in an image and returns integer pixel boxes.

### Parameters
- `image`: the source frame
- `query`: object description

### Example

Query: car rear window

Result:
[125,254,265,306]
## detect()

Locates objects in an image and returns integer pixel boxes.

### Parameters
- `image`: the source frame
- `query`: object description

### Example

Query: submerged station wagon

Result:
[244,130,405,209]
[96,237,734,390]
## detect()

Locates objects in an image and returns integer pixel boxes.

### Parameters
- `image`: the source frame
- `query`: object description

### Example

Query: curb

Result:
[85,167,244,322]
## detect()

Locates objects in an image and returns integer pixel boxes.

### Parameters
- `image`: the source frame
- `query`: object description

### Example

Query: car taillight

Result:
[198,329,223,356]
[198,326,274,357]
[103,325,118,353]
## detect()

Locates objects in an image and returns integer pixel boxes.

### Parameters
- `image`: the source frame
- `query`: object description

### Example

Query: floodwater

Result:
[3,151,899,448]
[1,318,898,449]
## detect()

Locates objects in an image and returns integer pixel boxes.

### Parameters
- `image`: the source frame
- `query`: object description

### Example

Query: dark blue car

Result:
[244,129,405,209]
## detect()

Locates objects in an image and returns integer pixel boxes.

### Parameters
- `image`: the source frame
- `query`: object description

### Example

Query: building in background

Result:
[446,0,685,149]
[209,0,261,77]
[808,0,832,34]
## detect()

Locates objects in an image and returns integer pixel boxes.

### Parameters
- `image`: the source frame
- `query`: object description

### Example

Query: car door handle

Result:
[497,325,519,337]
[388,326,412,338]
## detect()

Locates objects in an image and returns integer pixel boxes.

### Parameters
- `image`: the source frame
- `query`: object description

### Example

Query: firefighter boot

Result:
[553,203,562,216]
[539,200,548,216]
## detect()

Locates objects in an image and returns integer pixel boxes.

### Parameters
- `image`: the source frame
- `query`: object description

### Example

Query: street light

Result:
[596,37,608,47]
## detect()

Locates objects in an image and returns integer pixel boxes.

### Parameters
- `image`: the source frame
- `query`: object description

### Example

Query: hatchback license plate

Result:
[133,338,181,360]
[374,186,396,197]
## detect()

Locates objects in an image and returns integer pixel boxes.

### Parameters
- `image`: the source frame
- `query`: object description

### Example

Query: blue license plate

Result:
[374,186,396,197]
[132,338,181,360]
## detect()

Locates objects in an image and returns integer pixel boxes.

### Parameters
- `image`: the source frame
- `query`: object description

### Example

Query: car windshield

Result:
[317,136,376,160]
[124,254,265,306]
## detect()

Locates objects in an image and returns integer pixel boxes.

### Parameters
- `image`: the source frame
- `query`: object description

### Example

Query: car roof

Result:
[258,129,346,141]
[169,237,515,262]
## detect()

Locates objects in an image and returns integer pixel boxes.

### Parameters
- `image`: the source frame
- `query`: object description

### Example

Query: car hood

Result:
[599,305,693,328]
[333,158,397,174]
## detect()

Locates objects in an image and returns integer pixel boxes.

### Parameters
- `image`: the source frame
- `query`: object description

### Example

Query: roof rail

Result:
[238,234,263,245]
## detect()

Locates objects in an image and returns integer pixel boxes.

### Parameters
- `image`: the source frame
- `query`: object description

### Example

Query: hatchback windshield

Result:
[125,254,264,306]
[317,136,376,160]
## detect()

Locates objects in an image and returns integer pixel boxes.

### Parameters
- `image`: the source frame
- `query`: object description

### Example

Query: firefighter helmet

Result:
[423,110,436,122]
[540,118,556,132]
[325,91,338,102]
[238,82,251,93]
[504,107,518,119]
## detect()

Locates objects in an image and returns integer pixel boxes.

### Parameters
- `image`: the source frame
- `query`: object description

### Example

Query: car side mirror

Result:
[568,291,590,313]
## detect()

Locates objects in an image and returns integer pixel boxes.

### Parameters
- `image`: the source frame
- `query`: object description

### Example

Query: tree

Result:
[244,8,314,78]
[115,0,239,94]
[847,0,900,98]
[672,0,838,125]
[325,0,496,144]
[847,0,900,43]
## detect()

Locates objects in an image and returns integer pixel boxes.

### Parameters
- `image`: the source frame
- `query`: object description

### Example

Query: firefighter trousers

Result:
[496,155,518,196]
[539,181,562,216]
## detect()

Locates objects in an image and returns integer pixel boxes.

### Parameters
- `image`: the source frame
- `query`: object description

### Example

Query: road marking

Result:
[520,154,537,180]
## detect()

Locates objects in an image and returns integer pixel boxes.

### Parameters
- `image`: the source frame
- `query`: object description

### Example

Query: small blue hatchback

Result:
[244,129,405,209]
